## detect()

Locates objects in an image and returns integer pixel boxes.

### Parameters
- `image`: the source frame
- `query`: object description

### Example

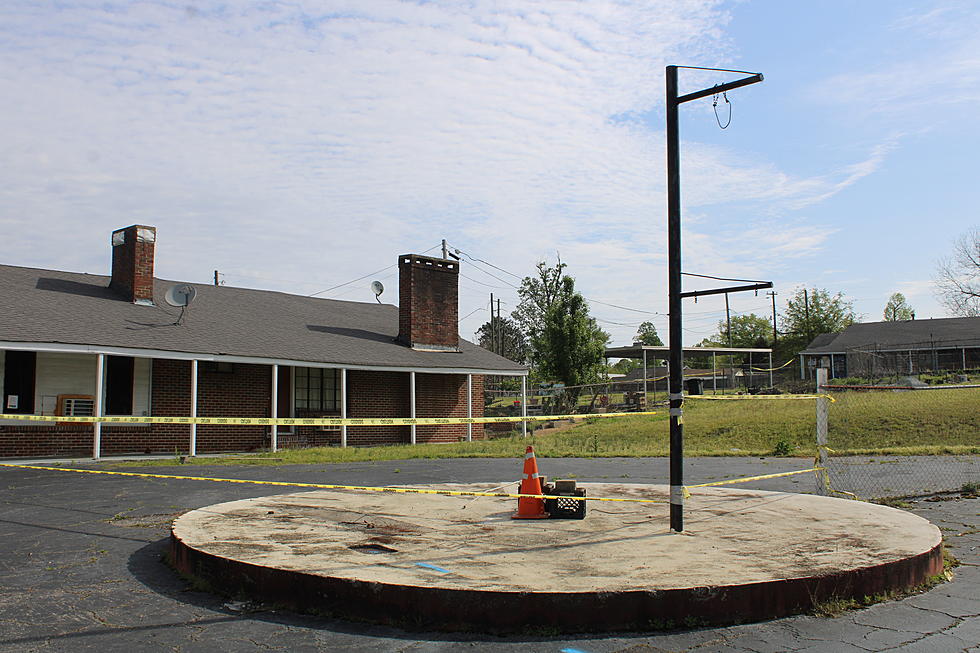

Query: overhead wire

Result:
[308,244,439,297]
[447,242,663,318]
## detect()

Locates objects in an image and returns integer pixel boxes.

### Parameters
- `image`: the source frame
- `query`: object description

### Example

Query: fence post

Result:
[521,376,528,438]
[815,367,830,496]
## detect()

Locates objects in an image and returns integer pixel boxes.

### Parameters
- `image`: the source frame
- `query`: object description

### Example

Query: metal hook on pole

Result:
[713,90,732,129]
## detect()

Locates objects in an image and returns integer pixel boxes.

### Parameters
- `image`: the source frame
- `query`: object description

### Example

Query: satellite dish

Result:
[370,280,384,303]
[164,284,197,307]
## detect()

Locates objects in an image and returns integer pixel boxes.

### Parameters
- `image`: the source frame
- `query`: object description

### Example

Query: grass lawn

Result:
[118,388,979,467]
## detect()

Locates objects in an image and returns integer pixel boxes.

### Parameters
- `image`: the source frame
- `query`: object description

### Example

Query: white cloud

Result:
[809,2,980,119]
[0,1,898,347]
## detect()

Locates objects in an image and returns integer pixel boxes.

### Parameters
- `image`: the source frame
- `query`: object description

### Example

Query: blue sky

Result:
[1,1,977,349]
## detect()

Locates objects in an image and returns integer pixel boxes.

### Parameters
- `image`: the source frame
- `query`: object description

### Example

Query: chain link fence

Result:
[482,375,978,499]
[823,384,980,499]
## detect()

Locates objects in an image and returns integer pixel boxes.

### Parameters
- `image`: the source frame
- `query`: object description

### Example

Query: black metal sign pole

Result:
[665,66,684,532]
[665,65,764,533]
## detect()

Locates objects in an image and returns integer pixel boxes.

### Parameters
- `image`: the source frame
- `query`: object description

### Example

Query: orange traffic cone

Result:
[512,445,550,519]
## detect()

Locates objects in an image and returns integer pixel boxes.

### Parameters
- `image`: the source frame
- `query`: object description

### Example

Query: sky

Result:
[2,0,978,352]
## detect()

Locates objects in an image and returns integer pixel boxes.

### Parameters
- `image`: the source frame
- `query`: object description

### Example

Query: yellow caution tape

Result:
[749,359,796,372]
[0,463,667,504]
[685,394,835,402]
[683,467,824,498]
[0,463,827,505]
[0,410,659,426]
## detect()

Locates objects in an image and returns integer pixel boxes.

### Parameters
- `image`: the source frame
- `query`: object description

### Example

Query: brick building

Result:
[0,226,525,459]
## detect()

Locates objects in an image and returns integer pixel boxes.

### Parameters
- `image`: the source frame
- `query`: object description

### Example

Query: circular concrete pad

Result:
[170,483,942,632]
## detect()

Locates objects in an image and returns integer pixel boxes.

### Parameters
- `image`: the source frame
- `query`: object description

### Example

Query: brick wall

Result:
[109,225,156,304]
[152,359,270,454]
[397,255,459,349]
[416,372,485,443]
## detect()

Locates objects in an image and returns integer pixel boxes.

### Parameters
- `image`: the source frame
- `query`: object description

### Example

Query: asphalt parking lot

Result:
[1,456,977,652]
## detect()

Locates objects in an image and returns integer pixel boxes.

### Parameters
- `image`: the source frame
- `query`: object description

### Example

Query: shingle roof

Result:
[801,317,980,354]
[803,333,840,351]
[0,264,525,374]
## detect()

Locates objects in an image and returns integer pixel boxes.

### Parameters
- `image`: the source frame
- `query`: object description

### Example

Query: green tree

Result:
[475,315,528,363]
[609,358,639,374]
[511,258,568,347]
[532,276,609,390]
[705,313,773,349]
[883,292,914,322]
[781,287,858,353]
[634,321,664,346]
[515,262,609,408]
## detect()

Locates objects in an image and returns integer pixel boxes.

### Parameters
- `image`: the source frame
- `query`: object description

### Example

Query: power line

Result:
[458,306,486,322]
[449,246,523,279]
[682,272,771,284]
[308,244,439,297]
[459,272,513,290]
[448,243,663,317]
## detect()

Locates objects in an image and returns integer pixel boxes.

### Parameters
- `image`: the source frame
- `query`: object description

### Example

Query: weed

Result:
[874,497,913,509]
[772,438,794,456]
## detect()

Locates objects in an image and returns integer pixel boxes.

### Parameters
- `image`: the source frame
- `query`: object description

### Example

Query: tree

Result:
[531,275,610,393]
[935,228,980,317]
[634,321,664,346]
[609,358,639,374]
[706,313,773,349]
[475,315,528,363]
[512,258,568,347]
[883,292,914,322]
[780,287,858,353]
[515,261,609,408]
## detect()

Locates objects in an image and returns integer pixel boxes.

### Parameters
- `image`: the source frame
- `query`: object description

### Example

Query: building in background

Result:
[799,317,980,380]
[0,226,524,459]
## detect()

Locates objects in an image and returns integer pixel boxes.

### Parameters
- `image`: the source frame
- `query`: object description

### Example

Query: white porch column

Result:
[271,364,278,453]
[340,368,348,448]
[521,376,527,438]
[466,373,473,442]
[409,371,416,445]
[93,354,104,460]
[642,350,648,402]
[189,360,198,457]
[712,352,717,394]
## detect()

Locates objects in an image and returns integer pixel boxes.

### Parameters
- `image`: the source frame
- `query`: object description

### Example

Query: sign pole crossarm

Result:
[676,73,763,105]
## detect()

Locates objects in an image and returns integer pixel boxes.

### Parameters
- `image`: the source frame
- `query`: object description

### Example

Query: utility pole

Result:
[442,239,448,260]
[213,270,220,287]
[489,293,495,354]
[666,64,764,533]
[767,291,778,345]
[725,292,734,391]
[725,293,733,347]
[803,288,812,343]
[497,298,503,357]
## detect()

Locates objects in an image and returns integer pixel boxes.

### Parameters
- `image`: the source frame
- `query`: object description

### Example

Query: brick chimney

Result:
[398,254,459,351]
[109,225,156,305]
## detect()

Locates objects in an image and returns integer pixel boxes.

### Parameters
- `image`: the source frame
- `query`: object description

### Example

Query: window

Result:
[295,368,339,412]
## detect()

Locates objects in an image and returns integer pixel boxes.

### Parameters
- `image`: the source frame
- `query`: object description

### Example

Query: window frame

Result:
[294,367,340,413]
